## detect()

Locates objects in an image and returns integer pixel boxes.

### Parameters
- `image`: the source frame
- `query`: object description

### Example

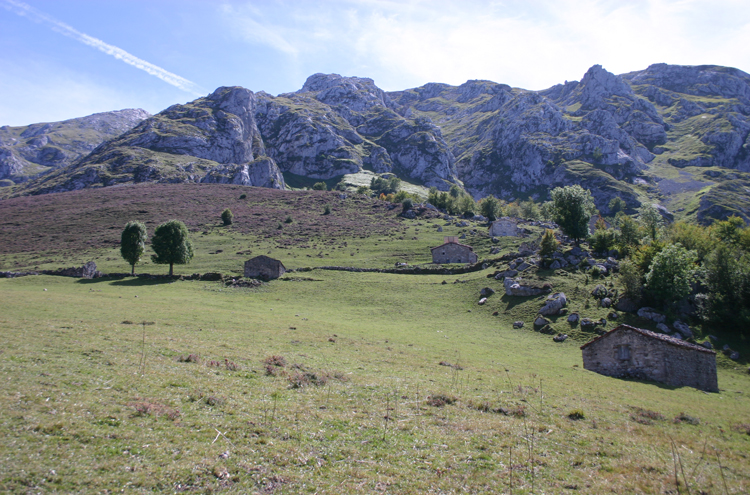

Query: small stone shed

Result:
[244,256,286,280]
[580,324,718,392]
[431,237,478,264]
[489,217,520,237]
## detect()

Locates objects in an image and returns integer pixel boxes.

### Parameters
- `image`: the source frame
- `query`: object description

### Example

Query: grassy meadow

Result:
[1,184,749,494]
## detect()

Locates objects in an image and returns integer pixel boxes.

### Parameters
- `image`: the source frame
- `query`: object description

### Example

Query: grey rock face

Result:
[0,109,150,182]
[539,292,567,316]
[513,321,524,329]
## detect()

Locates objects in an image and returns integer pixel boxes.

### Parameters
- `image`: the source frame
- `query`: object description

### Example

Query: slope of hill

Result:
[0,109,150,185]
[6,64,750,224]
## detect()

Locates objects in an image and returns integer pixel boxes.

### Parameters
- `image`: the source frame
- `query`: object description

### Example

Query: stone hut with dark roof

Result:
[580,324,718,392]
[244,255,286,280]
[430,237,478,265]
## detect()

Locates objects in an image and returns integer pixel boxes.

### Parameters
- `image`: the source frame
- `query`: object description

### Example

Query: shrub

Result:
[264,355,286,367]
[288,371,328,388]
[539,229,559,258]
[568,409,585,420]
[638,204,663,241]
[312,182,327,191]
[674,413,699,425]
[370,176,400,195]
[644,243,697,305]
[590,227,617,254]
[519,199,540,220]
[284,216,293,224]
[427,394,457,407]
[356,185,370,195]
[221,208,233,226]
[402,198,413,212]
[618,260,643,302]
[608,196,626,215]
[479,196,501,221]
[239,193,247,199]
[323,204,331,215]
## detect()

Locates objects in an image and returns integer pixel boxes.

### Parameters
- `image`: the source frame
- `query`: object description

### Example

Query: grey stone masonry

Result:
[580,324,717,392]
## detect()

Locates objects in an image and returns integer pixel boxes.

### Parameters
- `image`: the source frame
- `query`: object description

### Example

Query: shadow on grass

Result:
[76,276,177,287]
[501,294,539,311]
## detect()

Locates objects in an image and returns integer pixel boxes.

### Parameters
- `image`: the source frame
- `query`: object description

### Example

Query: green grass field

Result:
[1,184,749,494]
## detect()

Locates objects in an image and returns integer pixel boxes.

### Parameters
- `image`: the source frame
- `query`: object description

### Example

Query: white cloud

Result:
[1,0,206,96]
[220,0,750,91]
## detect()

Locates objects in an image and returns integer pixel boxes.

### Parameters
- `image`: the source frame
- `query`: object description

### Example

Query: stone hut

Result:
[580,324,718,392]
[244,256,286,280]
[431,237,478,264]
[489,217,520,237]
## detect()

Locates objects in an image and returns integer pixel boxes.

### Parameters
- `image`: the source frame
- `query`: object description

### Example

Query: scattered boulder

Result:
[503,277,551,297]
[580,318,596,329]
[671,333,683,340]
[591,284,608,299]
[480,287,496,297]
[459,233,467,239]
[494,269,518,280]
[513,321,524,329]
[534,315,551,327]
[437,226,443,232]
[515,261,532,271]
[700,341,713,350]
[490,247,501,255]
[567,313,580,324]
[608,311,619,320]
[673,320,693,338]
[553,334,568,342]
[549,260,562,270]
[539,292,567,316]
[656,323,670,333]
[478,297,487,305]
[614,297,638,313]
[600,297,612,308]
[637,307,666,323]
[730,351,740,361]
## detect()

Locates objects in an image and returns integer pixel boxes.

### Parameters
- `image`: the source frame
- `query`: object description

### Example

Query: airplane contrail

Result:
[2,0,206,96]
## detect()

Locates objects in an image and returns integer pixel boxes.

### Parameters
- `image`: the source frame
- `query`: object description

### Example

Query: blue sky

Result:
[1,0,749,126]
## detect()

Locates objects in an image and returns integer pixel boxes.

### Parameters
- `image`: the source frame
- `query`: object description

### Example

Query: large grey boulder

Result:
[673,320,693,338]
[614,297,639,313]
[638,307,666,323]
[504,278,551,297]
[539,292,567,316]
[534,315,550,327]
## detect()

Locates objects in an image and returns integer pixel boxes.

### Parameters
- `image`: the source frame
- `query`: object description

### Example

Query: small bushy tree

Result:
[120,221,147,276]
[539,229,559,258]
[151,220,194,276]
[519,199,540,220]
[703,244,750,327]
[644,243,697,305]
[370,176,400,195]
[221,208,233,226]
[550,185,597,245]
[639,204,663,241]
[616,215,641,253]
[479,196,501,221]
[608,196,626,215]
[618,260,643,302]
[402,197,413,213]
[457,195,476,217]
[313,182,327,191]
[449,184,461,198]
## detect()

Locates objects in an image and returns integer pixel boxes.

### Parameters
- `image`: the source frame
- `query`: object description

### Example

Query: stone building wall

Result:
[244,256,285,280]
[581,325,717,392]
[489,218,520,237]
[431,243,478,264]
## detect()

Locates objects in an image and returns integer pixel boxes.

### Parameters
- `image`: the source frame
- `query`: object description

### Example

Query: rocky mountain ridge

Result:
[5,63,750,224]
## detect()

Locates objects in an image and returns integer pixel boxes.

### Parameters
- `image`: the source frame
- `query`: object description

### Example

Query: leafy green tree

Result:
[703,244,750,327]
[713,215,745,245]
[520,199,540,220]
[590,227,617,255]
[221,208,233,226]
[638,204,663,241]
[151,220,194,276]
[550,185,597,245]
[608,196,626,215]
[479,196,501,221]
[618,260,643,302]
[120,221,147,276]
[539,229,559,258]
[540,201,555,221]
[449,184,461,198]
[616,214,641,254]
[370,176,400,195]
[667,221,712,261]
[427,187,440,207]
[457,195,476,216]
[644,243,697,305]
[402,198,413,213]
[312,182,327,191]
